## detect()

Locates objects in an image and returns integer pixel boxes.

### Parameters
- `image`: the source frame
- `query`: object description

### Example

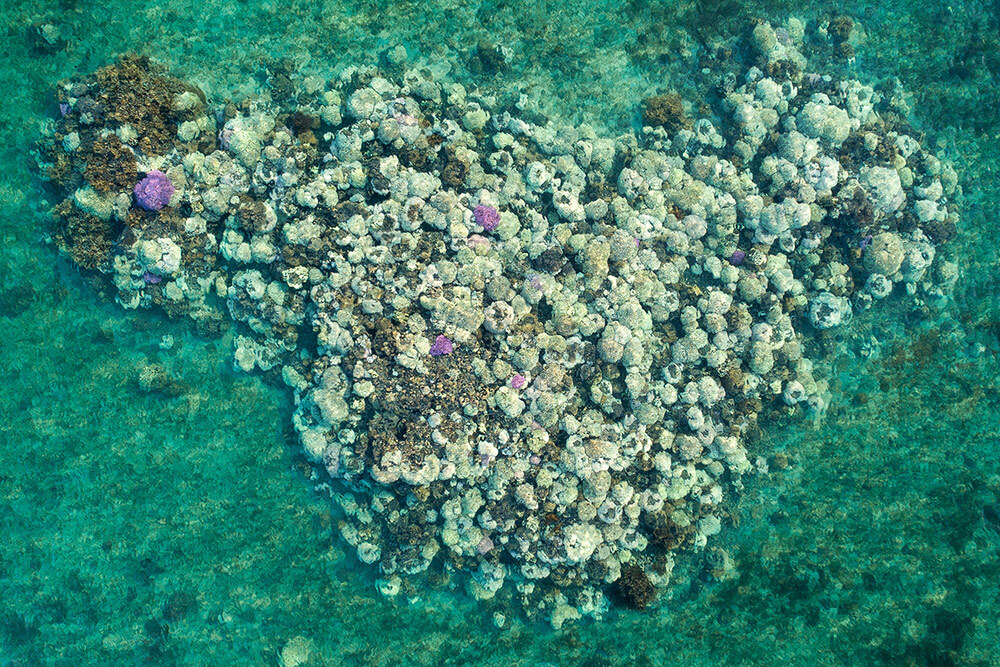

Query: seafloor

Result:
[1,0,999,665]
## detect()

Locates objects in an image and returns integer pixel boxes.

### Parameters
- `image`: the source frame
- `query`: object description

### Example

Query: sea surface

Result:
[1,1,999,665]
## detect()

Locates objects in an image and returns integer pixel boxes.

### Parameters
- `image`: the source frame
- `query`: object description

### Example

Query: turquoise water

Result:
[2,1,999,665]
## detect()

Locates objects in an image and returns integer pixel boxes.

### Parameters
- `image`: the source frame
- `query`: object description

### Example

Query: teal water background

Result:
[2,1,999,664]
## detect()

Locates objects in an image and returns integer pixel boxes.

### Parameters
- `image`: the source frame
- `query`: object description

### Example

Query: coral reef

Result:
[34,17,962,626]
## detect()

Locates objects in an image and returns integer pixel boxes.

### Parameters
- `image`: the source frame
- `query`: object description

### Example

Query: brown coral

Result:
[235,196,271,233]
[642,93,691,133]
[52,200,116,270]
[721,365,747,396]
[440,146,469,189]
[924,219,957,245]
[286,111,318,146]
[765,58,802,82]
[614,564,655,610]
[829,16,854,42]
[84,134,137,193]
[44,148,75,188]
[92,54,203,155]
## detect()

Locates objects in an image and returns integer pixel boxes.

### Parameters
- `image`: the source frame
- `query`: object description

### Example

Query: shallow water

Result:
[2,1,999,665]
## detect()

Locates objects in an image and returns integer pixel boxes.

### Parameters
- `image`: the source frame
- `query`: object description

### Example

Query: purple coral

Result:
[473,204,500,232]
[510,374,526,389]
[134,170,175,211]
[466,234,491,250]
[729,250,746,266]
[429,334,453,357]
[477,536,495,555]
